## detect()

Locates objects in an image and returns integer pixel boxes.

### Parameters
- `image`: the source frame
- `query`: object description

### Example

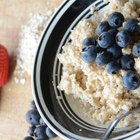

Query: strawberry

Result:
[0,44,9,86]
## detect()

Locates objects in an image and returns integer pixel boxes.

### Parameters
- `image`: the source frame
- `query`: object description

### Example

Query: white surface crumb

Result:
[20,79,26,85]
[14,77,19,84]
[14,11,54,84]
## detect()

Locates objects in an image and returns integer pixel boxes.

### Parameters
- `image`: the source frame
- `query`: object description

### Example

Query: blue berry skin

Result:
[26,109,40,125]
[39,118,46,126]
[81,45,100,63]
[34,126,47,139]
[82,38,96,49]
[28,126,36,136]
[123,71,140,90]
[96,21,111,36]
[108,28,118,37]
[106,61,121,74]
[30,100,37,110]
[95,51,113,66]
[96,42,106,52]
[98,32,114,48]
[108,12,124,28]
[116,31,131,48]
[133,43,140,57]
[46,127,57,138]
[107,43,122,59]
[120,55,135,70]
[123,19,140,35]
[23,136,34,140]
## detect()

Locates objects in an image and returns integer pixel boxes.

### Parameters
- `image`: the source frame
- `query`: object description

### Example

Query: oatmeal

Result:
[58,0,140,126]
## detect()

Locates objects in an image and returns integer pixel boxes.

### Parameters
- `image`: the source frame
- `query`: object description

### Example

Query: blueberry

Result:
[108,12,124,28]
[23,136,34,140]
[106,61,121,74]
[96,21,111,36]
[120,55,135,70]
[95,51,113,66]
[95,42,106,52]
[108,28,118,37]
[30,100,37,110]
[46,127,57,138]
[123,71,140,90]
[133,43,140,57]
[116,31,131,48]
[82,38,96,49]
[107,43,122,59]
[81,45,100,63]
[34,126,47,139]
[123,19,140,35]
[39,118,46,126]
[26,109,40,125]
[98,32,114,48]
[28,126,36,136]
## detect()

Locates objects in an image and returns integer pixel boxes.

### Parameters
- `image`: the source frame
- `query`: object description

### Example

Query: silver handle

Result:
[100,106,140,140]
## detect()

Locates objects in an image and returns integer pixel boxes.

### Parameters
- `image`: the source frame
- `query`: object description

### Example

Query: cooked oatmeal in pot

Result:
[57,0,140,127]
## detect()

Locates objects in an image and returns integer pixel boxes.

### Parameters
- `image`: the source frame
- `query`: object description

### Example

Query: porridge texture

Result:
[58,0,140,126]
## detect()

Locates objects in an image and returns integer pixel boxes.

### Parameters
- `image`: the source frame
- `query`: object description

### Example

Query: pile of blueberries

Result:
[81,12,140,90]
[24,100,57,140]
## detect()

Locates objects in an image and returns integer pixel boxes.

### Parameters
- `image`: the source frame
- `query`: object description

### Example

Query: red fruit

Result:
[0,44,9,86]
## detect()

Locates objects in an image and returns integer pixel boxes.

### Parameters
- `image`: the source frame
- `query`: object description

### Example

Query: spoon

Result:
[100,106,140,140]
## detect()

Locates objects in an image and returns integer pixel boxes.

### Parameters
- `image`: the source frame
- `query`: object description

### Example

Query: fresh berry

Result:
[39,118,46,126]
[0,44,10,86]
[107,43,122,59]
[34,126,47,139]
[23,136,34,140]
[108,28,118,37]
[108,12,124,28]
[132,43,140,57]
[120,55,135,70]
[96,21,111,36]
[26,109,40,125]
[123,71,140,90]
[82,38,96,49]
[81,45,100,63]
[116,31,131,48]
[28,126,36,136]
[106,61,121,74]
[95,51,112,66]
[95,43,106,52]
[98,32,114,48]
[123,19,140,35]
[30,100,37,110]
[46,127,57,138]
